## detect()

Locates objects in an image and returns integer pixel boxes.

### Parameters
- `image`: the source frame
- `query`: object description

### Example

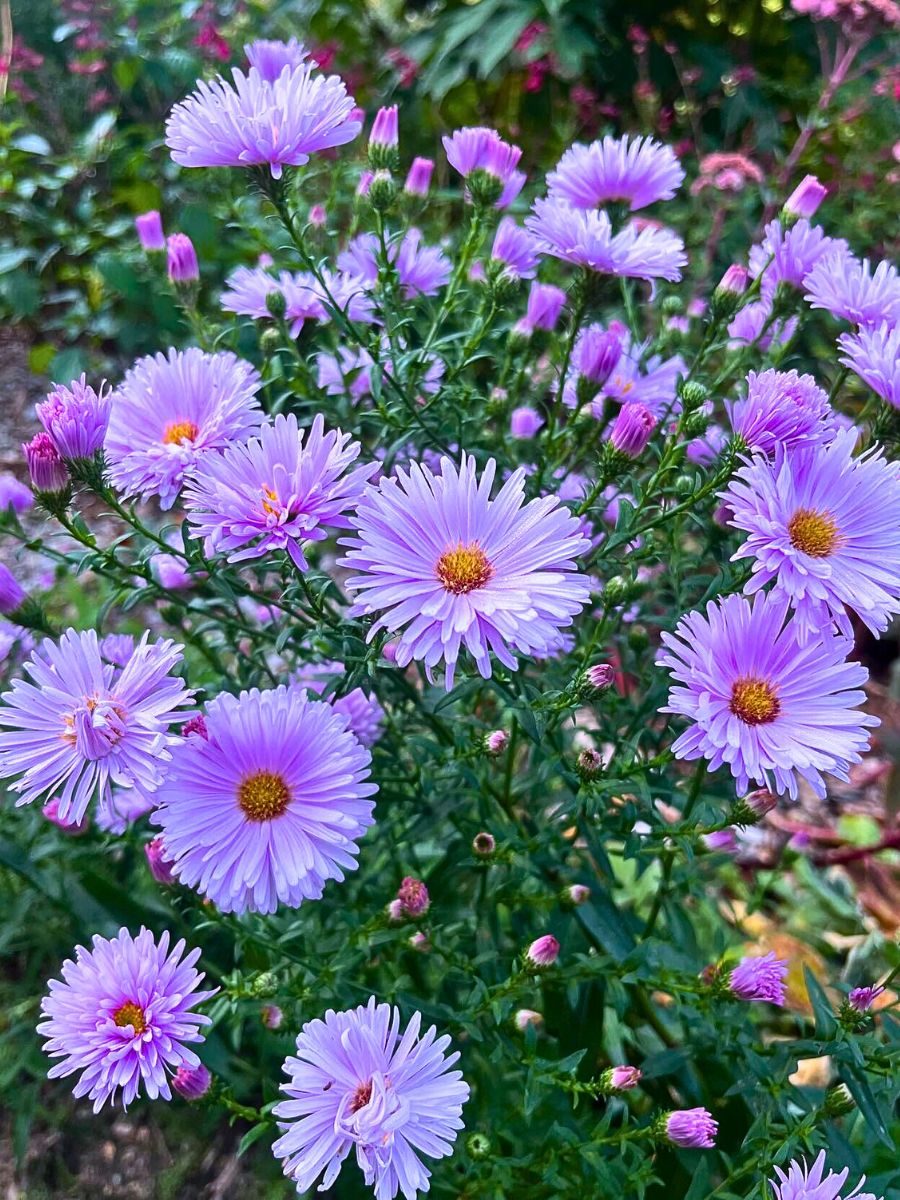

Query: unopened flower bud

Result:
[24,432,70,496]
[166,233,199,283]
[601,575,632,605]
[144,837,176,885]
[711,264,749,319]
[265,287,288,319]
[0,565,26,616]
[680,409,711,439]
[703,828,737,853]
[43,797,88,835]
[308,204,327,227]
[387,897,405,921]
[576,748,603,780]
[605,1065,642,1091]
[409,931,430,952]
[467,167,504,207]
[578,663,616,699]
[782,174,827,225]
[514,1008,543,1032]
[822,1083,855,1118]
[261,1004,283,1030]
[404,156,434,197]
[848,984,884,1013]
[466,1132,491,1159]
[172,1062,212,1101]
[356,170,374,197]
[660,1108,718,1148]
[396,875,430,917]
[368,169,396,211]
[732,788,777,825]
[526,934,559,967]
[473,831,496,857]
[249,971,278,998]
[661,296,683,317]
[678,380,708,411]
[608,402,657,458]
[135,209,165,251]
[484,729,509,756]
[565,884,591,906]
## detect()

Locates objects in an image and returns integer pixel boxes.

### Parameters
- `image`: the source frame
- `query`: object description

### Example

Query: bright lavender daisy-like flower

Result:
[839,321,900,408]
[729,952,788,1004]
[442,126,525,208]
[153,685,377,913]
[317,344,376,402]
[526,198,686,282]
[726,368,833,456]
[272,998,469,1200]
[220,265,326,335]
[547,134,684,211]
[723,428,900,638]
[105,348,263,509]
[490,217,541,280]
[0,473,33,513]
[728,300,797,351]
[341,454,591,689]
[291,660,385,746]
[658,592,878,799]
[749,219,842,299]
[166,63,361,179]
[516,282,567,334]
[37,375,111,461]
[244,37,308,80]
[0,629,192,825]
[770,1151,882,1200]
[805,249,900,327]
[183,413,376,569]
[38,927,215,1112]
[337,231,451,298]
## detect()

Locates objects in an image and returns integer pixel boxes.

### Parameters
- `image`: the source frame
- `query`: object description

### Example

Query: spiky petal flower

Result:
[183,413,376,570]
[153,686,377,914]
[729,952,788,1004]
[749,219,842,299]
[769,1150,882,1200]
[0,629,192,825]
[442,126,525,208]
[37,376,111,461]
[726,368,833,455]
[664,1108,718,1149]
[848,985,884,1013]
[105,348,263,509]
[805,249,900,327]
[244,37,308,80]
[547,134,684,211]
[291,660,385,746]
[340,454,591,690]
[166,63,361,178]
[657,592,878,799]
[490,217,541,280]
[37,927,215,1112]
[525,198,686,282]
[722,429,900,638]
[272,998,469,1200]
[337,230,451,298]
[838,321,900,408]
[220,266,326,335]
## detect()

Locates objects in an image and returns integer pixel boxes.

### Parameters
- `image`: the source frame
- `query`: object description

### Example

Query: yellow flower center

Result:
[435,542,493,595]
[730,677,780,726]
[163,419,200,445]
[349,1079,373,1113]
[261,485,280,516]
[787,508,840,558]
[238,770,291,821]
[113,1001,147,1035]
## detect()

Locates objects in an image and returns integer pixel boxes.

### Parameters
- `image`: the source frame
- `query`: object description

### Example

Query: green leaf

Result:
[237,1122,272,1157]
[803,965,837,1038]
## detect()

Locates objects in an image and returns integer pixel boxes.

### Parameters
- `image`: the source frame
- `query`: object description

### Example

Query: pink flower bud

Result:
[514,1008,544,1032]
[308,204,327,227]
[608,1065,642,1091]
[166,233,199,283]
[484,729,509,756]
[135,210,165,251]
[745,788,777,818]
[703,828,737,853]
[24,432,69,493]
[387,898,404,921]
[568,884,591,906]
[715,264,749,296]
[144,837,176,885]
[261,1004,283,1029]
[404,157,434,197]
[409,931,430,952]
[396,876,430,917]
[849,984,884,1013]
[783,174,827,220]
[608,402,657,458]
[42,797,89,835]
[369,104,399,149]
[526,934,559,967]
[664,1107,718,1148]
[172,1062,212,1101]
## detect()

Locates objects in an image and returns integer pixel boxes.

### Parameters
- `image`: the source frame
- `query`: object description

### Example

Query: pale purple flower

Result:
[37,375,111,460]
[0,565,26,615]
[272,998,468,1199]
[728,300,798,350]
[166,64,362,179]
[153,685,377,913]
[338,231,450,298]
[526,935,559,966]
[664,1108,718,1149]
[315,267,378,323]
[166,233,199,283]
[442,126,525,207]
[770,1151,882,1200]
[105,348,263,509]
[484,729,509,755]
[0,629,192,825]
[600,340,686,416]
[357,170,374,197]
[172,1062,212,1100]
[262,1004,284,1029]
[220,265,326,335]
[658,592,878,799]
[405,156,434,197]
[516,281,567,334]
[245,38,308,80]
[183,413,376,570]
[514,1009,543,1032]
[24,432,69,493]
[490,217,541,279]
[95,787,156,835]
[145,837,176,885]
[848,985,884,1013]
[0,623,33,667]
[703,828,738,853]
[750,219,841,299]
[547,134,684,211]
[526,198,686,282]
[291,660,385,746]
[608,402,657,457]
[716,264,749,297]
[340,454,591,690]
[573,323,623,389]
[99,633,134,667]
[38,927,214,1111]
[729,952,788,1004]
[805,249,900,327]
[317,344,376,402]
[608,1065,641,1090]
[369,104,398,149]
[839,321,900,408]
[510,406,544,438]
[726,368,833,455]
[723,428,900,638]
[151,529,199,591]
[135,210,165,251]
[783,174,827,221]
[0,473,33,512]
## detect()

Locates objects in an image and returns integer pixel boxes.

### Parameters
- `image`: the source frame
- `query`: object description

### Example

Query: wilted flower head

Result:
[664,1108,718,1149]
[24,432,69,494]
[805,249,900,327]
[726,368,833,455]
[405,156,434,196]
[135,210,165,250]
[472,831,496,856]
[244,37,308,80]
[526,935,560,967]
[37,375,111,460]
[396,876,430,917]
[692,152,762,194]
[769,1149,883,1200]
[839,321,900,408]
[38,927,215,1111]
[517,281,567,334]
[166,233,199,283]
[272,998,469,1199]
[729,952,788,1004]
[547,134,684,211]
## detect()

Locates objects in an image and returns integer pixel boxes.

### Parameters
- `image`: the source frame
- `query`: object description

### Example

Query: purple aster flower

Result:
[273,1000,468,1199]
[490,217,541,280]
[442,126,525,208]
[664,1108,718,1149]
[0,473,33,512]
[547,134,684,211]
[526,198,686,282]
[770,1151,882,1200]
[291,660,385,746]
[405,156,434,197]
[515,281,567,335]
[166,63,361,179]
[726,368,833,455]
[338,231,450,299]
[315,267,378,324]
[723,428,900,638]
[38,927,215,1112]
[750,219,842,299]
[848,985,884,1013]
[572,323,623,389]
[151,529,199,591]
[729,952,788,1004]
[0,565,26,615]
[317,344,376,402]
[166,233,199,283]
[183,413,376,569]
[0,623,33,667]
[105,348,263,509]
[703,828,738,853]
[244,37,308,80]
[24,432,69,494]
[510,406,544,438]
[783,174,827,222]
[220,265,326,334]
[839,321,900,408]
[135,210,165,251]
[340,454,591,689]
[37,375,111,460]
[94,787,156,835]
[805,249,900,327]
[728,300,797,351]
[658,592,878,799]
[0,629,192,825]
[600,340,686,417]
[608,402,657,457]
[153,685,377,913]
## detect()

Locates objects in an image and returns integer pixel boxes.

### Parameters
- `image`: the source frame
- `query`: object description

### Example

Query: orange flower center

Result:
[163,419,200,445]
[349,1079,373,1113]
[435,542,493,595]
[787,508,840,558]
[113,1001,147,1035]
[730,677,780,726]
[238,770,291,821]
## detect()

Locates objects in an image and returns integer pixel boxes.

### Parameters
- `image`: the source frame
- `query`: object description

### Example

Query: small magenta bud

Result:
[172,1062,212,1101]
[261,1004,283,1030]
[711,264,749,319]
[703,828,737,853]
[510,406,544,439]
[183,713,209,740]
[576,747,603,780]
[409,931,430,952]
[135,209,165,251]
[387,897,405,921]
[662,1108,718,1149]
[607,1065,642,1091]
[783,174,827,222]
[473,831,496,857]
[396,875,430,917]
[42,797,89,835]
[521,281,566,332]
[514,1008,544,1032]
[368,105,399,170]
[716,264,749,296]
[484,729,509,756]
[0,564,26,616]
[849,984,884,1013]
[308,204,327,227]
[24,432,69,494]
[144,837,176,886]
[404,156,434,197]
[166,233,199,283]
[608,402,657,458]
[578,328,622,386]
[567,884,591,906]
[356,170,374,197]
[745,789,777,818]
[579,663,616,699]
[728,953,787,1005]
[526,934,559,967]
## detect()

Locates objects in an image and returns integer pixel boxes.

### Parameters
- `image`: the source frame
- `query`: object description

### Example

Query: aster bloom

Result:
[272,998,469,1200]
[244,37,308,80]
[0,565,26,615]
[166,233,199,283]
[405,156,434,196]
[24,432,69,494]
[166,63,362,179]
[484,729,509,756]
[608,402,657,457]
[726,369,833,456]
[599,341,686,416]
[317,344,376,401]
[183,413,376,570]
[338,230,451,299]
[770,1151,883,1200]
[749,219,841,299]
[38,927,215,1111]
[547,134,684,211]
[510,406,544,438]
[723,429,900,638]
[526,935,560,966]
[0,629,192,825]
[729,952,788,1004]
[783,174,827,221]
[848,984,884,1012]
[516,281,567,333]
[291,659,385,746]
[658,592,878,799]
[153,685,377,913]
[805,249,900,327]
[37,375,111,461]
[526,198,686,282]
[839,321,900,408]
[490,217,541,281]
[664,1108,718,1149]
[105,348,263,509]
[135,210,165,251]
[340,454,591,689]
[728,300,797,351]
[0,473,33,512]
[442,126,525,207]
